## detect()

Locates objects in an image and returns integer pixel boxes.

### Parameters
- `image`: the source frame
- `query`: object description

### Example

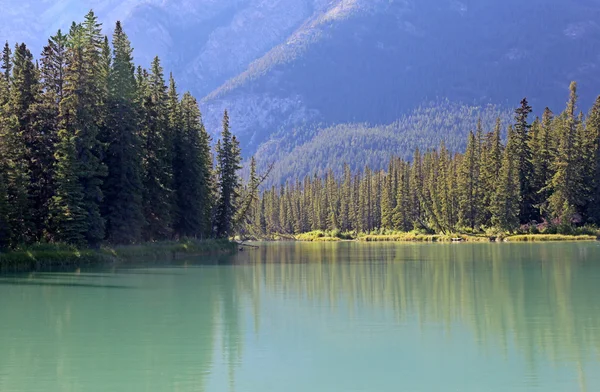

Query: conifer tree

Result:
[1,42,11,83]
[531,108,554,217]
[548,82,581,226]
[458,131,481,230]
[381,161,395,229]
[215,110,242,238]
[140,56,174,240]
[175,92,213,238]
[513,98,535,223]
[491,127,520,231]
[102,21,145,244]
[5,43,37,243]
[51,16,107,246]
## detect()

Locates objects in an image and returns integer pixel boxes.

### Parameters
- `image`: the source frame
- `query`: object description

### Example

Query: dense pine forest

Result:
[0,11,248,250]
[245,83,600,238]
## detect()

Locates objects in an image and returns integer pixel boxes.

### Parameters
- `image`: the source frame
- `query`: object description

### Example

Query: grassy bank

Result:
[0,239,237,272]
[291,230,599,243]
[503,234,598,242]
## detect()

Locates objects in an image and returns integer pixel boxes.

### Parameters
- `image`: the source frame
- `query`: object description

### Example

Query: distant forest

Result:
[0,11,250,249]
[254,101,512,186]
[245,83,600,236]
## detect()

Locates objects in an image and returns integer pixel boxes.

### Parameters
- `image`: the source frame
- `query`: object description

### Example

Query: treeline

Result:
[0,11,246,249]
[245,82,600,237]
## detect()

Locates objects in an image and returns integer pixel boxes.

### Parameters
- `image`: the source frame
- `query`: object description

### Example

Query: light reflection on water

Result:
[0,242,599,392]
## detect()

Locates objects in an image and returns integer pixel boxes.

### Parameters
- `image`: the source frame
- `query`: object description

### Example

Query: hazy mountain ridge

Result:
[199,0,600,155]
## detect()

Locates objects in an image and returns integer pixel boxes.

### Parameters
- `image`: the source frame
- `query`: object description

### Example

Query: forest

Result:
[244,83,600,238]
[2,12,600,249]
[0,11,249,250]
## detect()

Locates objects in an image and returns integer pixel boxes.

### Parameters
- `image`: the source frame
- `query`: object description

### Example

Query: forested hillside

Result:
[243,83,600,237]
[201,0,600,156]
[254,101,512,185]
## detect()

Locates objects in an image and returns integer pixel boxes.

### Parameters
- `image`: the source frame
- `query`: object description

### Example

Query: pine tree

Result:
[174,92,213,238]
[28,32,69,241]
[1,42,11,83]
[531,108,554,218]
[483,119,503,222]
[436,142,453,232]
[140,56,174,240]
[513,98,535,223]
[548,82,581,227]
[458,131,481,230]
[215,110,242,238]
[102,21,145,244]
[4,43,37,243]
[51,14,108,246]
[381,161,395,230]
[491,127,520,231]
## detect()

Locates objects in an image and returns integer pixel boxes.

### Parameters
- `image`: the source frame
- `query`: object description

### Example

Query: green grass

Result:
[504,234,598,242]
[294,230,353,242]
[0,239,237,272]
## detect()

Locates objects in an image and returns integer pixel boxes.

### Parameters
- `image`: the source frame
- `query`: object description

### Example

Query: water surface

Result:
[1,242,600,391]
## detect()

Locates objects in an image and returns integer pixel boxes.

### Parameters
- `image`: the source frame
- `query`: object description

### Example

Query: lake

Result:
[1,242,600,392]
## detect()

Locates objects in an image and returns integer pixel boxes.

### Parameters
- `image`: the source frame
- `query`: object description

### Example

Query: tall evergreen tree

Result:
[513,98,535,223]
[531,108,555,218]
[548,82,581,226]
[491,127,520,231]
[102,21,145,244]
[458,131,481,230]
[140,56,174,240]
[4,43,37,243]
[215,110,242,238]
[1,42,11,83]
[174,92,213,238]
[50,13,108,245]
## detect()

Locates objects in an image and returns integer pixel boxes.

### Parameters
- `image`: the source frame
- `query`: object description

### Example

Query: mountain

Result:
[2,0,600,184]
[253,101,512,186]
[199,0,600,154]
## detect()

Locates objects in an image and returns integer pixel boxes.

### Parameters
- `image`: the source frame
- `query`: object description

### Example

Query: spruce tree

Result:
[5,43,37,243]
[102,21,145,244]
[458,131,481,230]
[51,14,108,246]
[215,110,242,238]
[513,98,535,223]
[1,42,11,83]
[491,127,520,231]
[174,92,213,238]
[548,82,581,227]
[140,57,174,240]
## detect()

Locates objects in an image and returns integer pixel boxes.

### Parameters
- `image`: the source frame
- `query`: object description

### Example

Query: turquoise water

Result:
[1,242,600,391]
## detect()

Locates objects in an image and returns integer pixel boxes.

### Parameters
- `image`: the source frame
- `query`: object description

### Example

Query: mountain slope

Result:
[254,101,512,185]
[201,0,600,153]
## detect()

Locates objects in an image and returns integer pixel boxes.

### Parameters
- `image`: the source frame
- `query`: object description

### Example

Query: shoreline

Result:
[259,232,600,243]
[0,239,238,273]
